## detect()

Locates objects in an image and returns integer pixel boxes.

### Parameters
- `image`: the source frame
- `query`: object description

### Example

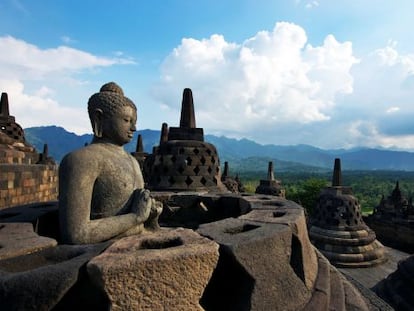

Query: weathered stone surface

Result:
[87,228,219,311]
[0,222,57,260]
[302,251,370,311]
[0,202,59,239]
[0,243,109,311]
[239,207,318,290]
[197,217,311,311]
[373,254,414,311]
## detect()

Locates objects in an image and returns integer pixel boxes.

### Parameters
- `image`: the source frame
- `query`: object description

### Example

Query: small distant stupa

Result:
[255,161,285,197]
[131,134,148,170]
[366,181,414,253]
[0,92,25,143]
[220,161,244,193]
[309,158,386,267]
[145,88,224,192]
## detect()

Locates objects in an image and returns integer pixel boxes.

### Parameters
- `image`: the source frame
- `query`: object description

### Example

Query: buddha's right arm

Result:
[59,153,139,244]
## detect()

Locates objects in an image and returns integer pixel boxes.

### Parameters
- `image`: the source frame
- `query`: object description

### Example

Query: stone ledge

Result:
[87,228,219,311]
[0,222,57,260]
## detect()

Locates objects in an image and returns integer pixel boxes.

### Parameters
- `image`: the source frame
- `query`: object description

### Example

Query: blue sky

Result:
[1,0,414,150]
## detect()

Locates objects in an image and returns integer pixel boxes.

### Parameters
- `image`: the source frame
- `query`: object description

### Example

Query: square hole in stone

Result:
[225,224,260,235]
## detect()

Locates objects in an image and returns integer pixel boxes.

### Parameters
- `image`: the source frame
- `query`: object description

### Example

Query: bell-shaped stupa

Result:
[146,88,224,192]
[309,158,386,267]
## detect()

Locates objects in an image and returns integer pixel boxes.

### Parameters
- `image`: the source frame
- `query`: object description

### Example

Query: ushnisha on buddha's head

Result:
[87,82,137,146]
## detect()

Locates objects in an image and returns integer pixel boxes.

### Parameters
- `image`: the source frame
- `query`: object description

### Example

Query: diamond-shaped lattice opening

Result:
[211,156,216,164]
[206,149,212,155]
[193,166,200,175]
[178,166,185,174]
[213,177,217,185]
[186,157,192,166]
[200,177,207,185]
[185,176,193,186]
[168,176,176,185]
[159,156,164,163]
[171,155,177,163]
[216,167,220,173]
[163,166,169,173]
[200,156,206,165]
[179,148,185,154]
[166,145,172,153]
[207,166,212,174]
[193,148,199,155]
[156,176,162,183]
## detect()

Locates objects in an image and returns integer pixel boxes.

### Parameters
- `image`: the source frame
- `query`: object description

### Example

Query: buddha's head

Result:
[88,82,137,146]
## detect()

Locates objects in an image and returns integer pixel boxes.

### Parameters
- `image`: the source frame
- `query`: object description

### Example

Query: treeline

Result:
[239,170,414,215]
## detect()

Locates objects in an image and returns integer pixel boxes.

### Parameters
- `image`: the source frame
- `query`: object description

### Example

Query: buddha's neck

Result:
[91,137,125,150]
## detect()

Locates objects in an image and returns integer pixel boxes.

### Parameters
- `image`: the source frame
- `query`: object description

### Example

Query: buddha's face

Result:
[101,105,137,146]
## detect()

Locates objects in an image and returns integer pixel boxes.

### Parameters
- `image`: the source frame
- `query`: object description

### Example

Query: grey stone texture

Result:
[373,254,414,311]
[0,222,57,260]
[0,242,109,311]
[239,204,318,289]
[87,228,219,311]
[197,217,312,311]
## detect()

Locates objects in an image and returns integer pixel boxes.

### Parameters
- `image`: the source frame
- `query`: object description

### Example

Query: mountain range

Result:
[24,126,414,173]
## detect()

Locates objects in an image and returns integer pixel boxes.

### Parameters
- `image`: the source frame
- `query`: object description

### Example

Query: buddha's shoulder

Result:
[60,144,105,167]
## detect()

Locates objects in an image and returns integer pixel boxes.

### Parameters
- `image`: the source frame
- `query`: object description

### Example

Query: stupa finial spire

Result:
[223,161,229,178]
[136,134,144,153]
[0,92,10,117]
[160,123,168,144]
[332,158,342,187]
[179,88,196,128]
[267,161,275,181]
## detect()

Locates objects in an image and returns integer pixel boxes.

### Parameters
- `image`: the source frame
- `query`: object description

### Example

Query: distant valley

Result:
[24,126,414,173]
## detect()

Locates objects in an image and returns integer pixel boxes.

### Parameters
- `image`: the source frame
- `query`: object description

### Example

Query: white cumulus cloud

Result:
[154,22,358,137]
[0,35,135,134]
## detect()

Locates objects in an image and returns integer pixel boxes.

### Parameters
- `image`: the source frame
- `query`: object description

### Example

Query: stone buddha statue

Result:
[59,82,162,244]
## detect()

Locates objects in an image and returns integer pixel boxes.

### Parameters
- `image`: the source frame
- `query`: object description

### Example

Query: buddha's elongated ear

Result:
[92,108,104,138]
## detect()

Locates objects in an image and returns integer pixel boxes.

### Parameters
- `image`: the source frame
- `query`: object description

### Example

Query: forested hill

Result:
[24,126,414,171]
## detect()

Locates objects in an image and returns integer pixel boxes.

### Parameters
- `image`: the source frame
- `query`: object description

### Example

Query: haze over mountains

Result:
[25,126,414,173]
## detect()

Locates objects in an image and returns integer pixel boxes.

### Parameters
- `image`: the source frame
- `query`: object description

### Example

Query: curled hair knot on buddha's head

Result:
[87,82,137,137]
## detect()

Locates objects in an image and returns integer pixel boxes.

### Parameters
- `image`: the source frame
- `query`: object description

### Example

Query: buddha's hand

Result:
[145,197,163,230]
[133,189,152,223]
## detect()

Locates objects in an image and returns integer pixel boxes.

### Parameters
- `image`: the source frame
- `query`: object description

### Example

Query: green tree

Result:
[287,178,328,215]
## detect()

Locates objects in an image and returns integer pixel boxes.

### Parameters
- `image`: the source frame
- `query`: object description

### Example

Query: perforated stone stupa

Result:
[146,88,224,192]
[309,158,386,268]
